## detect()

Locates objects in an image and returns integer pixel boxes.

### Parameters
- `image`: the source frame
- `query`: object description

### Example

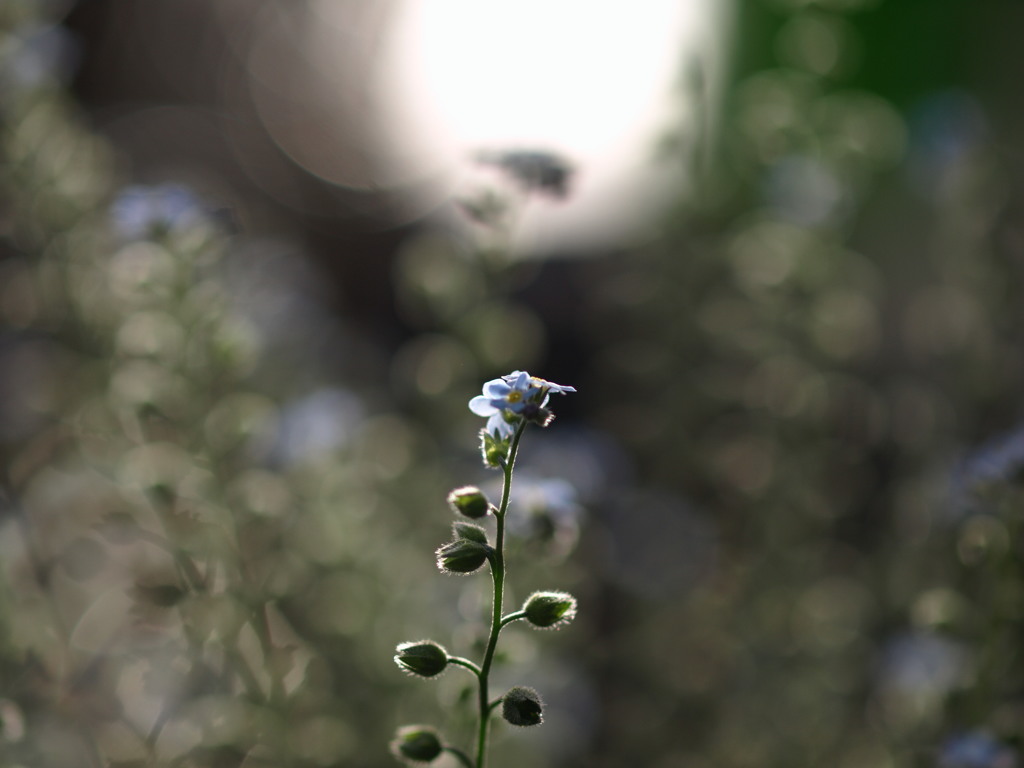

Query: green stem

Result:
[444,746,476,768]
[475,421,527,768]
[449,656,483,677]
[499,610,527,628]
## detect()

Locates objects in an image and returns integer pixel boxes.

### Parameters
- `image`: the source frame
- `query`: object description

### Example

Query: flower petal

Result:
[509,371,531,389]
[483,379,512,399]
[487,412,514,437]
[469,396,499,416]
[531,377,576,394]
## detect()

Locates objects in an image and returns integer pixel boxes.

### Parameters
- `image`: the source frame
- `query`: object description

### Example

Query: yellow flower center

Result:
[507,391,523,404]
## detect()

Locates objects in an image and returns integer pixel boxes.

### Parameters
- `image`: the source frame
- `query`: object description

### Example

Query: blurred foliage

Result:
[572,1,1024,766]
[0,6,589,768]
[3,1,1024,768]
[0,5,454,767]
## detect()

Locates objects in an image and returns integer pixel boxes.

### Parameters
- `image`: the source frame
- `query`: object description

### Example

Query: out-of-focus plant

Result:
[916,430,1024,767]
[1,8,592,768]
[391,371,577,767]
[0,6,446,767]
[566,1,1024,766]
[15,0,1024,765]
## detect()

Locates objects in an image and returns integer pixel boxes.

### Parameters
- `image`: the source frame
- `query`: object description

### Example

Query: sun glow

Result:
[321,0,727,249]
[393,2,694,153]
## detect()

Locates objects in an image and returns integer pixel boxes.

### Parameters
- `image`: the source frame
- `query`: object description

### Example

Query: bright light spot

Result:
[395,1,683,153]
[377,0,725,252]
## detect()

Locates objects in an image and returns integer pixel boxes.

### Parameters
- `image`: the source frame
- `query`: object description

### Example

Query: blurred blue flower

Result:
[877,631,966,703]
[951,422,1024,514]
[518,427,632,505]
[958,425,1024,486]
[764,154,844,226]
[469,371,575,438]
[908,91,987,201]
[4,23,80,90]
[110,184,204,240]
[939,731,1018,768]
[490,474,584,559]
[269,387,364,467]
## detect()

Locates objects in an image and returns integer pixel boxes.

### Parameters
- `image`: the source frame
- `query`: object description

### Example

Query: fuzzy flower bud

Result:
[480,430,510,468]
[436,539,492,574]
[501,686,544,727]
[452,521,489,545]
[394,641,449,677]
[390,725,443,763]
[447,486,491,519]
[523,591,578,629]
[521,402,555,428]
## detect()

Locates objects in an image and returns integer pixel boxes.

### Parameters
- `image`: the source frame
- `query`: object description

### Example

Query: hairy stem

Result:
[499,610,527,628]
[475,422,526,768]
[450,656,483,677]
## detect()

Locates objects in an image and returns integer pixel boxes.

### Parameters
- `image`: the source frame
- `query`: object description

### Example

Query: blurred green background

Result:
[3,1,1024,766]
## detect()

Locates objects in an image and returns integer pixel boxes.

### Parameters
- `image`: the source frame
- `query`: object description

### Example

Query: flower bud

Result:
[480,430,510,468]
[436,539,492,574]
[394,641,449,677]
[522,403,555,428]
[452,522,489,545]
[523,591,578,629]
[501,686,544,727]
[390,725,443,763]
[447,486,491,519]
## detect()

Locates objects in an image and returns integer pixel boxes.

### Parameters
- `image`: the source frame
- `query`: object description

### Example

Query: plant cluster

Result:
[391,372,577,768]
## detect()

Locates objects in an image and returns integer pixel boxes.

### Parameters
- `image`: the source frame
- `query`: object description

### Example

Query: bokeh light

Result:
[5,0,1024,766]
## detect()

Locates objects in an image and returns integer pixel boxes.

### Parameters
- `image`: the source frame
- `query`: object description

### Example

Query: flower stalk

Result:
[475,420,524,768]
[391,372,578,767]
